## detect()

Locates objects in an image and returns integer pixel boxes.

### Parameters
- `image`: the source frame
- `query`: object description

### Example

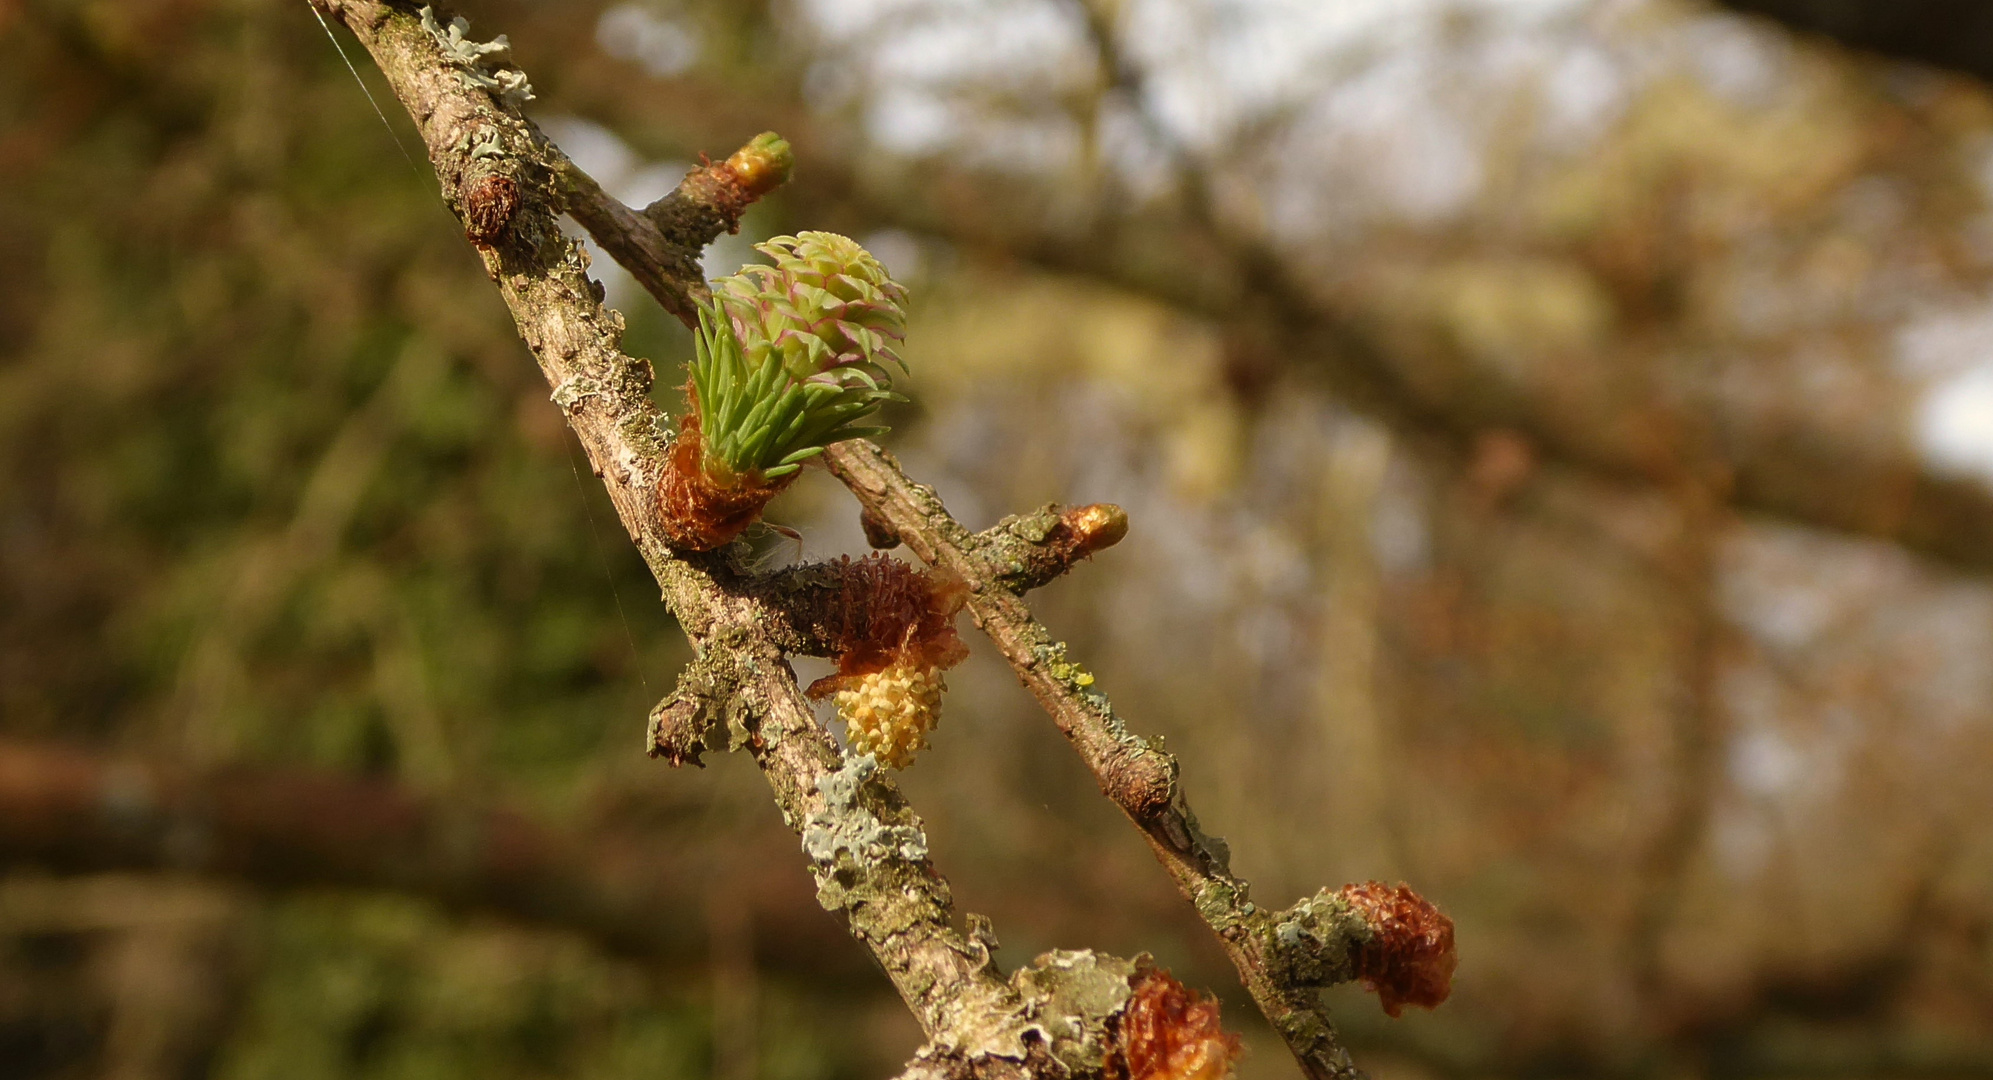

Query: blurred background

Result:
[7,0,1993,1078]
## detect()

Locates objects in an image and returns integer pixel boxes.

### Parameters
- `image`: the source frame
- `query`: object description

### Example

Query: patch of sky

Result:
[1894,302,1993,487]
[1917,365,1993,486]
[595,3,701,78]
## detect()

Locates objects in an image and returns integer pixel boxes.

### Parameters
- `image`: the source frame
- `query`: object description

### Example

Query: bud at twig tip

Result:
[725,132,793,197]
[1066,503,1129,556]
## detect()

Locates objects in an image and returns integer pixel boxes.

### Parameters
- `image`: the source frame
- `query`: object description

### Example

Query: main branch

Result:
[308,0,1024,1062]
[303,4,1226,1078]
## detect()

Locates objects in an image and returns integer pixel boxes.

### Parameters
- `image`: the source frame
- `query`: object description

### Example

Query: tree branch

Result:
[1716,0,1993,84]
[821,440,1380,1080]
[305,4,1168,1076]
[530,58,1423,1080]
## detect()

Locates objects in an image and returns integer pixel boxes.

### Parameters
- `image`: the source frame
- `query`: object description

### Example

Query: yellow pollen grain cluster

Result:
[834,661,944,769]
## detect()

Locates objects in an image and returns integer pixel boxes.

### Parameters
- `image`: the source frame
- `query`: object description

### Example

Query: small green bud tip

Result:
[726,132,793,196]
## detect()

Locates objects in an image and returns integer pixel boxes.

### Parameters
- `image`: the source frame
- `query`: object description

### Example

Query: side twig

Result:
[539,61,1451,1080]
[823,441,1377,1080]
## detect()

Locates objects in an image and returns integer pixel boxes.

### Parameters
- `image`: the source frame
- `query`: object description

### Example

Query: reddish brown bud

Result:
[1337,881,1456,1018]
[1101,747,1173,822]
[1113,968,1242,1080]
[798,554,968,681]
[859,504,902,549]
[654,410,790,550]
[462,173,519,246]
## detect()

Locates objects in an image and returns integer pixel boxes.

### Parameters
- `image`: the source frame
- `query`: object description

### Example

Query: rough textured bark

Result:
[822,440,1376,1080]
[303,4,1177,1077]
[537,51,1396,1079]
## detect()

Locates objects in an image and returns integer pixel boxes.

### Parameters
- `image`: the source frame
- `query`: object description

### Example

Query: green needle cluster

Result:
[688,300,902,482]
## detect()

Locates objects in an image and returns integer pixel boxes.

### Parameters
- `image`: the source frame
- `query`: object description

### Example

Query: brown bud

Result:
[462,173,519,247]
[1337,881,1456,1017]
[654,412,789,550]
[723,132,794,198]
[860,504,902,549]
[646,695,708,768]
[1114,968,1242,1080]
[1102,747,1174,823]
[1065,503,1129,557]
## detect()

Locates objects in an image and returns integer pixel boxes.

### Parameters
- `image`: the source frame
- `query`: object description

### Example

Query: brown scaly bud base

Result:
[462,172,519,247]
[802,554,970,767]
[1337,881,1457,1018]
[1109,967,1243,1080]
[655,413,790,551]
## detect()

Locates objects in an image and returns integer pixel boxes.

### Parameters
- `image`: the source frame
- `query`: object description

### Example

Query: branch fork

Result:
[307,3,1452,1076]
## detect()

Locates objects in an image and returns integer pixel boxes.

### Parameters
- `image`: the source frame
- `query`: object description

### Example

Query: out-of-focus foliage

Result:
[9,0,1993,1079]
[0,2,803,1077]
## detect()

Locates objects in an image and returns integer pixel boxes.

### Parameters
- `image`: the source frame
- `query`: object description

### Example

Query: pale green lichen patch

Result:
[722,682,761,752]
[1001,505,1063,544]
[466,128,507,160]
[801,754,930,884]
[550,373,608,413]
[1266,889,1372,989]
[616,409,667,460]
[1193,877,1252,930]
[1037,640,1101,694]
[657,632,769,759]
[937,948,1140,1066]
[419,5,535,107]
[1013,950,1140,1072]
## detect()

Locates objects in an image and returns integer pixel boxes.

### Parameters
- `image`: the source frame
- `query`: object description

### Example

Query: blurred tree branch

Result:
[0,736,855,973]
[1717,0,1993,83]
[519,0,1993,581]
